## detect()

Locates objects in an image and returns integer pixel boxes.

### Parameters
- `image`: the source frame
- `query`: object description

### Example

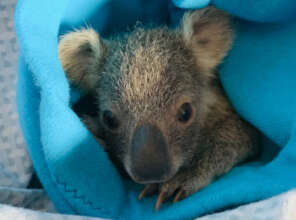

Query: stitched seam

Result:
[55,177,112,216]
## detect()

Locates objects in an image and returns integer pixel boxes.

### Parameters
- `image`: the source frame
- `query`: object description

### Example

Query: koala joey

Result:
[58,7,260,211]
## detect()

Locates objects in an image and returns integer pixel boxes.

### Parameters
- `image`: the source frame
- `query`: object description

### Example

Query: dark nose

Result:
[130,124,171,183]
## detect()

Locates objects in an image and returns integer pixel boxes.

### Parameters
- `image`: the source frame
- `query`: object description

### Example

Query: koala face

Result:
[97,28,205,183]
[59,7,234,184]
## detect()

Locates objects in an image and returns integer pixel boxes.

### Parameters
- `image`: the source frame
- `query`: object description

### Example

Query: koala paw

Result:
[138,172,201,211]
[155,174,195,211]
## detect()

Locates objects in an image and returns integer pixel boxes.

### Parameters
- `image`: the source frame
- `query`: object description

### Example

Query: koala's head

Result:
[59,7,234,184]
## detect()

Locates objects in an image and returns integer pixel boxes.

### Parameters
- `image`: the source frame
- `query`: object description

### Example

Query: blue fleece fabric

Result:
[15,0,296,219]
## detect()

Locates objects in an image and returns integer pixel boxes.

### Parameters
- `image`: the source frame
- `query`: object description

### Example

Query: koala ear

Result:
[58,28,106,92]
[182,7,234,74]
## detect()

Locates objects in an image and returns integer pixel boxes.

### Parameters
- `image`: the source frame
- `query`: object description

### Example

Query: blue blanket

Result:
[15,0,296,219]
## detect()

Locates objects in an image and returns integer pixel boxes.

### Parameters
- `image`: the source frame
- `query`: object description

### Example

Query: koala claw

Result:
[155,183,188,211]
[138,176,195,211]
[138,184,158,201]
[155,190,168,211]
[155,172,198,210]
[173,188,186,203]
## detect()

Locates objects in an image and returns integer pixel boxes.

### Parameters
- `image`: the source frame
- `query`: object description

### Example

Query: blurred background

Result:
[0,0,33,189]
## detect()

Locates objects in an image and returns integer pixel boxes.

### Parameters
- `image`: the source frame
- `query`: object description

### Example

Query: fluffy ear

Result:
[58,28,106,92]
[182,7,234,74]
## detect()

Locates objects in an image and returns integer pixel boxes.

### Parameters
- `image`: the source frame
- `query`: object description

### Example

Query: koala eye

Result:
[177,103,193,123]
[102,110,119,130]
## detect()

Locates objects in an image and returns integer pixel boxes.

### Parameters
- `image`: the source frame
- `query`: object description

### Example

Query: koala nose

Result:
[130,124,172,183]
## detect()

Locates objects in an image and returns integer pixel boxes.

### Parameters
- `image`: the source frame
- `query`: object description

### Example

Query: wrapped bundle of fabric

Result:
[15,0,296,219]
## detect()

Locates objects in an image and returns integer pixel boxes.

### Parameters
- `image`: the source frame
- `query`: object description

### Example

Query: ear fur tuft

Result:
[58,28,105,91]
[182,6,234,74]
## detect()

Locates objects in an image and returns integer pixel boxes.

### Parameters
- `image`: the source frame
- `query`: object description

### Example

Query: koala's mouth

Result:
[124,123,178,184]
[130,162,179,184]
[126,162,178,184]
